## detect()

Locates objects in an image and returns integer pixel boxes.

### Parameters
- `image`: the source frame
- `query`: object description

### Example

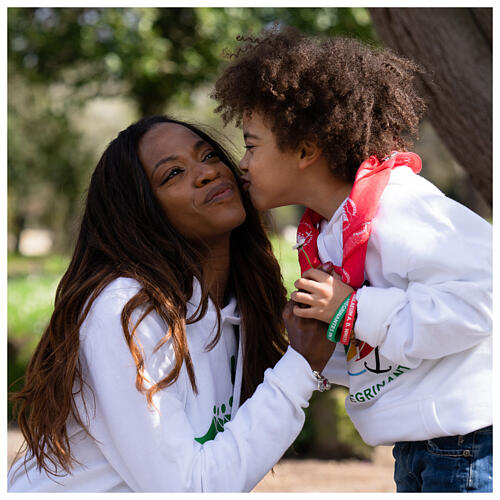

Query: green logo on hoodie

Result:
[194,355,236,444]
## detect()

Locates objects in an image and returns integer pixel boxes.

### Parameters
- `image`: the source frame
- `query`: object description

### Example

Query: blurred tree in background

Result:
[9,6,490,253]
[8,7,374,251]
[369,8,492,206]
[9,8,374,114]
[8,80,93,252]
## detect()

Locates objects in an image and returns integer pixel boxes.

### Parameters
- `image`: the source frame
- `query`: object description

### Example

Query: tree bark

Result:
[368,8,492,206]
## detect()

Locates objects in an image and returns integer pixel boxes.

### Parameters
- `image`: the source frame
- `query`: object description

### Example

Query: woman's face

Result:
[139,122,246,243]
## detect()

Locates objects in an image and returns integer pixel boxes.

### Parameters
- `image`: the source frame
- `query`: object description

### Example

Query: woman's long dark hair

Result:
[10,116,288,477]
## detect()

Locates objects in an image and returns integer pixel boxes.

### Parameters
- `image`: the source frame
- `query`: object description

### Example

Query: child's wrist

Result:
[340,293,357,345]
[326,294,350,342]
[326,292,357,345]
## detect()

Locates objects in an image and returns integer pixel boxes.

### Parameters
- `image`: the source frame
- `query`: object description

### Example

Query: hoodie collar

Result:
[187,278,240,325]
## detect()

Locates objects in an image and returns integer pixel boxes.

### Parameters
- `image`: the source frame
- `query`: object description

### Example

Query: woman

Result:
[8,116,334,492]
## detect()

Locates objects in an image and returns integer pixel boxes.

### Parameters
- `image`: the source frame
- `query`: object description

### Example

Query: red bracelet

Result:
[340,293,357,345]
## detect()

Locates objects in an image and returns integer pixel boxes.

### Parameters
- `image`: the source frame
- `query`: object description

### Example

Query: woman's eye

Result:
[161,167,183,185]
[244,145,255,150]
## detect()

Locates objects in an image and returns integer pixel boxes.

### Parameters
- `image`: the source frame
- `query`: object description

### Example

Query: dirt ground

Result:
[7,427,395,492]
[253,445,396,492]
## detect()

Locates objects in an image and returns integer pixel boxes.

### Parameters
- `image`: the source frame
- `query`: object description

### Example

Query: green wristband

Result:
[326,295,351,342]
[333,320,343,343]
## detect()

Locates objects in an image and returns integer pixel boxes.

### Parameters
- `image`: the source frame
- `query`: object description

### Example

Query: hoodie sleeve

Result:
[79,285,316,492]
[353,174,492,369]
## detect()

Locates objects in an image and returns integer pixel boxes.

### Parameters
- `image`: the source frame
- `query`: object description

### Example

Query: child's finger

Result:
[291,290,315,305]
[294,277,317,292]
[294,278,325,295]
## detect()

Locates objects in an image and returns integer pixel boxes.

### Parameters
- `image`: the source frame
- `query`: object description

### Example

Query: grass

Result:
[8,254,69,363]
[8,253,70,277]
[7,254,71,421]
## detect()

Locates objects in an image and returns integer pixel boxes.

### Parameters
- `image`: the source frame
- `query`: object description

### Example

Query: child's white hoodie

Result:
[321,166,492,446]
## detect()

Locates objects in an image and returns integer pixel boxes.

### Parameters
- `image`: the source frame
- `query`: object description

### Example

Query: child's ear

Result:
[298,141,322,169]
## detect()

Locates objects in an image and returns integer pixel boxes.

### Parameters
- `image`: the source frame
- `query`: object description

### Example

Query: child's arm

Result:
[291,268,354,323]
[353,180,492,369]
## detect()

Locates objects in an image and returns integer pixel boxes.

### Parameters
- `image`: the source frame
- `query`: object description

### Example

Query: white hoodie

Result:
[320,166,492,446]
[8,278,316,492]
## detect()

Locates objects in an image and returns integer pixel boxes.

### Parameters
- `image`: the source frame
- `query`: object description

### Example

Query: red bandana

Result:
[296,151,422,289]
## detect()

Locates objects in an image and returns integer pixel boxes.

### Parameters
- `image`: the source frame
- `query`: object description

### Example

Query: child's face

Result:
[240,111,301,210]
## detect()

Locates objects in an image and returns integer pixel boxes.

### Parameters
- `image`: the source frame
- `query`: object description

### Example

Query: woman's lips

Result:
[204,182,234,204]
[241,178,251,191]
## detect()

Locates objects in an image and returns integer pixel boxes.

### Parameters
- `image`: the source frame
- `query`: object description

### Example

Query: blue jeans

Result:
[393,426,492,492]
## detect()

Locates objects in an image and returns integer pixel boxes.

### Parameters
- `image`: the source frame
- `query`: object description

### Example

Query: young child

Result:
[212,27,492,492]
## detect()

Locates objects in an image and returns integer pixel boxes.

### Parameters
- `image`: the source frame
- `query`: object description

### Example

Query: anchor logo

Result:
[364,346,392,374]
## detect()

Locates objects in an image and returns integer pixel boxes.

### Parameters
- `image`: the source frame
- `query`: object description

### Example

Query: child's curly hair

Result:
[212,27,427,181]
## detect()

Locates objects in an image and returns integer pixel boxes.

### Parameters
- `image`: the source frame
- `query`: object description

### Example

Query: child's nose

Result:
[239,155,248,172]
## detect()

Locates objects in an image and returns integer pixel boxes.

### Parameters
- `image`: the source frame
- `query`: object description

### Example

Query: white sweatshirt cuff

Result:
[270,346,316,401]
[355,286,407,347]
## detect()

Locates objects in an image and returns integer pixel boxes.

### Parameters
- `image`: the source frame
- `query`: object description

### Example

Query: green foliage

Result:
[8,253,69,276]
[330,387,373,459]
[269,232,300,297]
[9,275,58,349]
[8,7,375,114]
[287,387,372,460]
[8,254,69,361]
[7,254,69,422]
[8,75,93,251]
[8,7,375,251]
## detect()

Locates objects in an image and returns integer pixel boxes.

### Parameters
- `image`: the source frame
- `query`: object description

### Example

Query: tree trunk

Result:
[12,213,26,254]
[368,8,492,207]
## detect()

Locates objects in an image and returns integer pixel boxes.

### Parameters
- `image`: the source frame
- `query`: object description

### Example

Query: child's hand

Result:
[291,268,354,323]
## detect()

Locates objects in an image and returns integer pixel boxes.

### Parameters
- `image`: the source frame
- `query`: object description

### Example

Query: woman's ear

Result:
[298,140,322,169]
